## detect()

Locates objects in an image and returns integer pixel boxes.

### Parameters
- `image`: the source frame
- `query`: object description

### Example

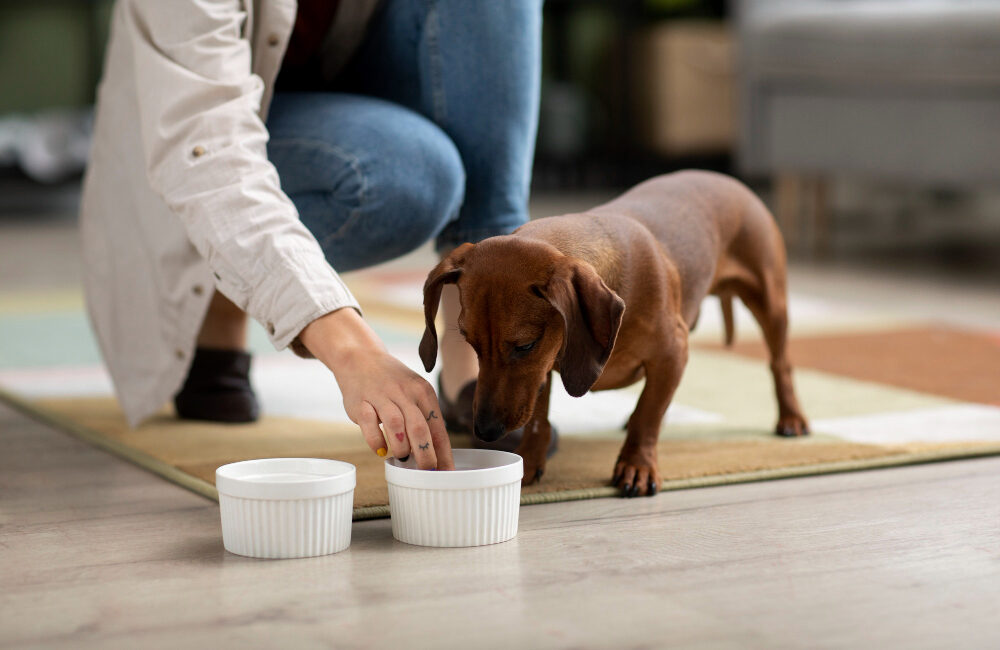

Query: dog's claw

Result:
[775,415,810,438]
[521,464,545,486]
[613,453,660,497]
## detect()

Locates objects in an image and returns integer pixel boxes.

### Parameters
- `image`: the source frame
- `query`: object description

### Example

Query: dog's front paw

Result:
[522,468,544,486]
[612,450,661,498]
[520,457,546,486]
[515,442,547,486]
[775,414,810,438]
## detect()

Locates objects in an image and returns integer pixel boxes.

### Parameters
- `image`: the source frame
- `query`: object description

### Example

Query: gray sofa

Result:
[736,0,1000,249]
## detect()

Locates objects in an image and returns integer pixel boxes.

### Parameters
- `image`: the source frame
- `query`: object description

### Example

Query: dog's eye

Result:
[514,340,536,354]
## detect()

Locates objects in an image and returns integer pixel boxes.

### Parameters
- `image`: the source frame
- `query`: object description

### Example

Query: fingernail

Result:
[399,454,410,462]
[376,447,387,457]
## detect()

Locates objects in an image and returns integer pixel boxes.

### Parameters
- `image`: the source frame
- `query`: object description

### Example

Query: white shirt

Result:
[80,0,376,426]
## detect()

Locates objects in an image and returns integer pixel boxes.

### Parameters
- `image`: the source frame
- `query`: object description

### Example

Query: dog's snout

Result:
[474,410,507,442]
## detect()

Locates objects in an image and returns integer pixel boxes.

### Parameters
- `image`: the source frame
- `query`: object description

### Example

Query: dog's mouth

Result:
[472,388,538,443]
[472,408,534,444]
[472,420,508,443]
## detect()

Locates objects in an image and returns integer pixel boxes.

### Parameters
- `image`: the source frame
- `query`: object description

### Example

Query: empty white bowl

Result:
[216,458,356,559]
[385,449,523,547]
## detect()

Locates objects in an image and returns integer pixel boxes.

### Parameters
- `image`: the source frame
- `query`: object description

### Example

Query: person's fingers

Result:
[374,399,410,460]
[398,398,437,470]
[356,401,387,457]
[420,385,454,471]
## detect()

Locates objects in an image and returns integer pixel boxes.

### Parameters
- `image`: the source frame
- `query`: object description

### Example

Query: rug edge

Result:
[6,387,1000,522]
[0,385,220,500]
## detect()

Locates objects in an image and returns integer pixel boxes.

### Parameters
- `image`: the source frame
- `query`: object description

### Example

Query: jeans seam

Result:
[424,0,446,124]
[269,137,369,245]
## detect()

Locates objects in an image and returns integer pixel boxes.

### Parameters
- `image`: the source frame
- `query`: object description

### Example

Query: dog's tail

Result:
[721,293,735,346]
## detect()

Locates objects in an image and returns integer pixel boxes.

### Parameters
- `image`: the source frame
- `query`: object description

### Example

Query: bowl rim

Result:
[385,449,523,490]
[216,457,356,500]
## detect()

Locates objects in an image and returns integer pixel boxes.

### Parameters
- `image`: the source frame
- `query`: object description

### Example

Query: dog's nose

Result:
[474,412,506,442]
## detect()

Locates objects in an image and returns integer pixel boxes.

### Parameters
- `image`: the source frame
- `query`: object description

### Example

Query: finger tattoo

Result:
[426,410,439,422]
[419,442,430,451]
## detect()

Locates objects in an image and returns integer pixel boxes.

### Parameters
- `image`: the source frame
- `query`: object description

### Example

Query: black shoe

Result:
[174,348,260,423]
[438,377,558,459]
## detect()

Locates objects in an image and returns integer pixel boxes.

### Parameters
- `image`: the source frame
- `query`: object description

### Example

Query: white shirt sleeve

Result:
[122,0,360,351]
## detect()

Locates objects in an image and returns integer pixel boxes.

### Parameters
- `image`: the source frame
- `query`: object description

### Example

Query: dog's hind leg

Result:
[733,273,809,437]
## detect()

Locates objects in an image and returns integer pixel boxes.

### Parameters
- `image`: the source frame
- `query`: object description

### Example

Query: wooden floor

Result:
[3,401,999,649]
[3,190,999,648]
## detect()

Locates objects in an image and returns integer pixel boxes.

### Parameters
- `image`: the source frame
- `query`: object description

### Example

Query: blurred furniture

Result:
[537,0,646,189]
[536,0,731,190]
[736,0,1000,252]
[635,21,735,157]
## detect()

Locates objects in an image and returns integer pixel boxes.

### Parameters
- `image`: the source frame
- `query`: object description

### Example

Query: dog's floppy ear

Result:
[543,259,625,397]
[419,243,475,372]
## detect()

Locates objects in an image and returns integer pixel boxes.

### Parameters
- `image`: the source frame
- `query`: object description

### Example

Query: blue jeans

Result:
[266,0,542,272]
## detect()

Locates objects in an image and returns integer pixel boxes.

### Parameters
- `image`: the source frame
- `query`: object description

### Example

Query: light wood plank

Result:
[2,403,999,649]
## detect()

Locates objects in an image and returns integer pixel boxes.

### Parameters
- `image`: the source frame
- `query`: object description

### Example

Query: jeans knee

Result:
[321,123,465,271]
[380,128,465,247]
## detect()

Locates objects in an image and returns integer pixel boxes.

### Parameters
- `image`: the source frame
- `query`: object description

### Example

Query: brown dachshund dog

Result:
[420,170,809,497]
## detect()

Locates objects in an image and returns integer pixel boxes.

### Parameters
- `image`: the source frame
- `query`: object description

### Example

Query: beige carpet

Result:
[6,391,1000,521]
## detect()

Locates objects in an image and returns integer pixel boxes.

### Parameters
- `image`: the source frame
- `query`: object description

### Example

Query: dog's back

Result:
[592,170,779,304]
[518,170,781,328]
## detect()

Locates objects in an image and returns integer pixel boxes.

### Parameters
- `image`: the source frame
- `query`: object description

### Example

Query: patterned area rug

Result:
[3,251,1000,519]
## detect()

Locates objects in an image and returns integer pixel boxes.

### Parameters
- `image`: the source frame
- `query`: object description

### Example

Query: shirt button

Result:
[213,272,221,281]
[175,349,185,360]
[192,145,206,158]
[192,284,204,296]
[267,33,280,46]
[267,322,276,335]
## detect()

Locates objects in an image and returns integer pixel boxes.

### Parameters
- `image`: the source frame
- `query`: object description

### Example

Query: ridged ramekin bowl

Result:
[385,449,523,547]
[216,458,356,559]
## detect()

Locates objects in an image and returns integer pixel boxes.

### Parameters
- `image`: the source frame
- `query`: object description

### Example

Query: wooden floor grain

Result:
[2,401,999,650]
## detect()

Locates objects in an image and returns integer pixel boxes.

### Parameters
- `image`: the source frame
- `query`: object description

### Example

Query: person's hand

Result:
[298,308,455,470]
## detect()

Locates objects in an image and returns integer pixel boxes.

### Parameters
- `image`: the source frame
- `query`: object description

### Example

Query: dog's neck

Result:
[521,213,624,292]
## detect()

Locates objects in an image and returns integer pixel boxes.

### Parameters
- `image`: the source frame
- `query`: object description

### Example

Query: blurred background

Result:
[2,0,999,311]
[5,4,1000,644]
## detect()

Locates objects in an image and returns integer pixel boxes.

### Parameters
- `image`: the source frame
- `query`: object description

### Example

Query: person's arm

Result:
[122,0,453,469]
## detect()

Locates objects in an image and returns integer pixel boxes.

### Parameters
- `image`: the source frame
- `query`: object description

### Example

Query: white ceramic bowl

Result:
[385,449,523,547]
[216,458,356,559]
